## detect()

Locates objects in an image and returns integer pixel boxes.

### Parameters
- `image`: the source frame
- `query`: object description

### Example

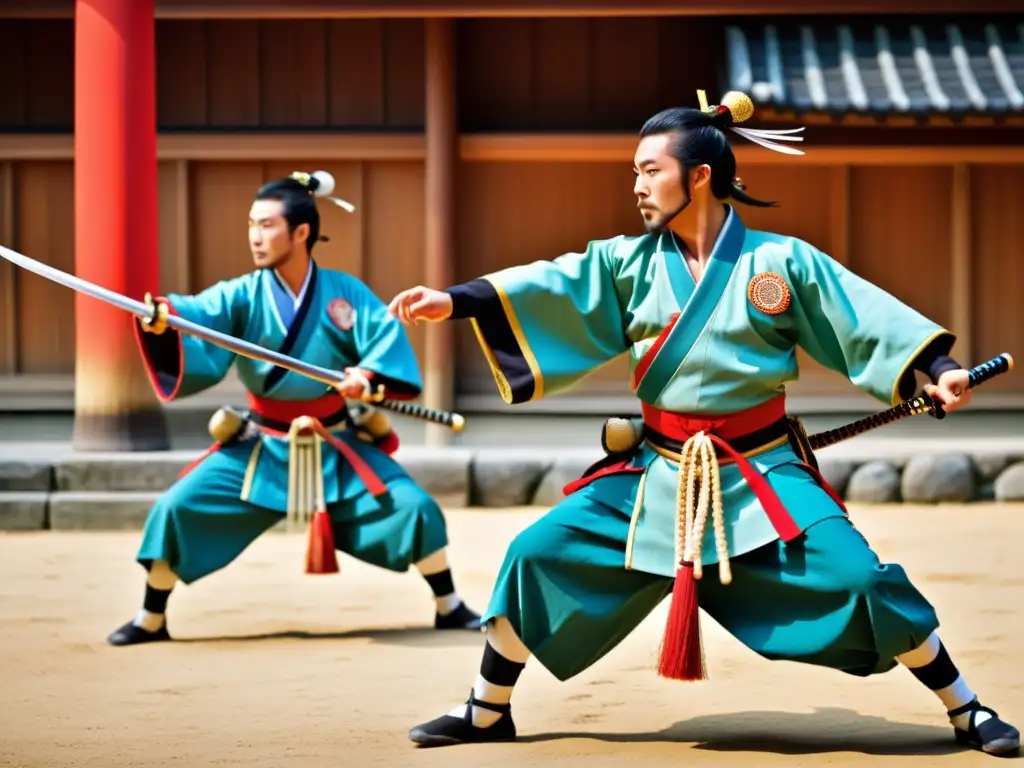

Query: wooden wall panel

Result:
[157,160,189,295]
[848,166,954,331]
[25,20,73,129]
[456,17,719,132]
[15,161,75,374]
[206,20,261,128]
[328,20,385,126]
[971,165,1024,393]
[454,161,641,396]
[364,162,427,367]
[0,21,28,129]
[260,20,328,128]
[384,20,426,128]
[533,19,590,131]
[156,21,209,128]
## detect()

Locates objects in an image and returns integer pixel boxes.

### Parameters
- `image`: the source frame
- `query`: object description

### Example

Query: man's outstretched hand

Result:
[388,286,453,326]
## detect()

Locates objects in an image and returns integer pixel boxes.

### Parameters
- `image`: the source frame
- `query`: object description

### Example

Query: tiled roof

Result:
[723,18,1024,117]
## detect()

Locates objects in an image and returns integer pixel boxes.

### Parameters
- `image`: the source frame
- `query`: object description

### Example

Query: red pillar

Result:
[73,0,169,451]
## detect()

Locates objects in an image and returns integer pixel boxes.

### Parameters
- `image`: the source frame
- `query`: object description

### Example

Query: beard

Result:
[641,210,670,234]
[640,196,691,235]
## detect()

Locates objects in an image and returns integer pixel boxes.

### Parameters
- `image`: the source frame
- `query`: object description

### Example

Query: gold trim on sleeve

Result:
[889,329,954,406]
[469,317,514,404]
[484,275,546,402]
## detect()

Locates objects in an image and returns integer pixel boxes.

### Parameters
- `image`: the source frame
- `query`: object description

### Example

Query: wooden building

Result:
[0,1,1022,446]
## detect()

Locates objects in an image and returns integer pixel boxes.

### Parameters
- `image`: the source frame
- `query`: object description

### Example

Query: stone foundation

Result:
[3,445,1024,531]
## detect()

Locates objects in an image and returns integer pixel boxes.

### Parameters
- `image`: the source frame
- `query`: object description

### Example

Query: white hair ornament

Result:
[698,89,806,156]
[289,170,356,213]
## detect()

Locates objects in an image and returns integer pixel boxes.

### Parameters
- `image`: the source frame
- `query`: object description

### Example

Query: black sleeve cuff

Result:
[896,332,958,401]
[449,278,536,403]
[446,280,490,320]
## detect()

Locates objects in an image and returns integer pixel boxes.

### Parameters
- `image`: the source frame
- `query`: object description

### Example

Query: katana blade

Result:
[0,243,155,319]
[0,242,347,387]
[0,243,467,432]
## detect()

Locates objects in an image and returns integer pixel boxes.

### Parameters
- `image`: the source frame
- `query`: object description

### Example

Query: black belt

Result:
[248,407,351,434]
[642,416,791,457]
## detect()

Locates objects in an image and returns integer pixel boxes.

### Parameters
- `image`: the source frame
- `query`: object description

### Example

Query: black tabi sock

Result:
[423,569,456,598]
[480,641,526,688]
[143,584,172,615]
[907,641,961,691]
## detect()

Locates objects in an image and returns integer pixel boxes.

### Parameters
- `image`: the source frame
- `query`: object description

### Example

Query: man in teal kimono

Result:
[389,92,1019,756]
[106,170,482,647]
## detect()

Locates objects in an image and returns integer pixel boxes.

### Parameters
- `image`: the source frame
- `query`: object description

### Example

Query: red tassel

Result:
[305,510,340,575]
[657,562,707,681]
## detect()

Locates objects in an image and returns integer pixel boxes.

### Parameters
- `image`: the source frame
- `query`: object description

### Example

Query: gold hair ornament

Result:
[698,89,806,156]
[289,170,357,213]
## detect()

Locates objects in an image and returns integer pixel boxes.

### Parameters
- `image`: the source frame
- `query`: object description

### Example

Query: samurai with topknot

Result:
[389,91,1019,756]
[106,170,483,647]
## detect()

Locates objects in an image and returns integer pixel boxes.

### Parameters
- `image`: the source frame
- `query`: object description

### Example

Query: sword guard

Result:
[142,292,169,335]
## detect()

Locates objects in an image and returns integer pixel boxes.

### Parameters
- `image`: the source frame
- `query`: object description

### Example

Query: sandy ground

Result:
[1,505,1023,768]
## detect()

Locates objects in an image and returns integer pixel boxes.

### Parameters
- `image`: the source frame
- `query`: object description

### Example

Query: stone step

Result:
[3,442,1024,531]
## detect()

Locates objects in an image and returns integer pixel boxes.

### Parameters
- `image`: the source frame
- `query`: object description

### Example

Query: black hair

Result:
[253,176,329,253]
[638,106,776,208]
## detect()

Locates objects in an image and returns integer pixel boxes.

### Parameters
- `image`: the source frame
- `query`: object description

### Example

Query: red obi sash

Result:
[177,393,388,496]
[246,393,387,495]
[564,395,848,543]
[644,395,800,542]
[247,392,348,426]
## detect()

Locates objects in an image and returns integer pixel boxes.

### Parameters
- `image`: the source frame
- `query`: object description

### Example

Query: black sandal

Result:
[408,689,517,747]
[949,698,1021,756]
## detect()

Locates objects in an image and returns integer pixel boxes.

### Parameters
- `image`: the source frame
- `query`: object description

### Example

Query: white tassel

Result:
[292,170,357,213]
[731,127,806,156]
[735,126,806,140]
[326,197,356,213]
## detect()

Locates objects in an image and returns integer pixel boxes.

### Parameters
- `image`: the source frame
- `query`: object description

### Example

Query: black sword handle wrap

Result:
[968,353,1013,388]
[807,353,1013,451]
[377,398,466,433]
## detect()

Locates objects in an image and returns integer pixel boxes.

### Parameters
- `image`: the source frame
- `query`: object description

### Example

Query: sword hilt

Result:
[927,352,1013,420]
[378,398,466,433]
[808,352,1013,450]
[365,385,466,433]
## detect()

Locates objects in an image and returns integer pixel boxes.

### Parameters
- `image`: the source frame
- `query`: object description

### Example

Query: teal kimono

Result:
[134,261,448,583]
[451,205,951,681]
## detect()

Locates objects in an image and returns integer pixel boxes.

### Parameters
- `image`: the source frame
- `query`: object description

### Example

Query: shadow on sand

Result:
[517,707,1013,758]
[170,624,486,649]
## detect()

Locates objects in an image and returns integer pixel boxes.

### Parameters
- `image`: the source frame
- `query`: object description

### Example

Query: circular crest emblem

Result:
[328,298,356,331]
[747,272,791,316]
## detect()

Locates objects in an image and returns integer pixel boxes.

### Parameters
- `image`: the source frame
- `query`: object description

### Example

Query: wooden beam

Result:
[950,164,972,364]
[423,17,456,447]
[457,135,1024,165]
[0,163,16,375]
[0,134,427,161]
[5,134,1024,167]
[4,0,1007,17]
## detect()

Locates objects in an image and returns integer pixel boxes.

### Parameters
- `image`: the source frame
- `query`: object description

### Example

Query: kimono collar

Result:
[663,204,747,267]
[272,258,316,304]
